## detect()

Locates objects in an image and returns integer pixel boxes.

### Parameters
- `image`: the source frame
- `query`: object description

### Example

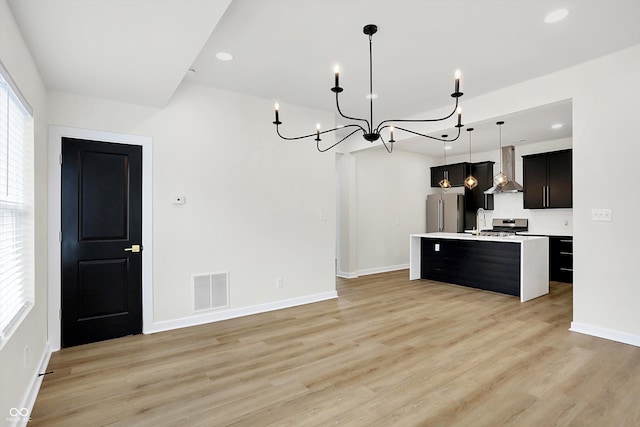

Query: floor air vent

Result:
[193,272,229,312]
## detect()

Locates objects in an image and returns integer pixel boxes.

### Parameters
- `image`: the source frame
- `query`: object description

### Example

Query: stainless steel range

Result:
[480,218,528,236]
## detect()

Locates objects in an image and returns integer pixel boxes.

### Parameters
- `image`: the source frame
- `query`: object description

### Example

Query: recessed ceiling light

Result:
[365,93,378,100]
[551,123,563,129]
[544,9,569,24]
[216,51,234,61]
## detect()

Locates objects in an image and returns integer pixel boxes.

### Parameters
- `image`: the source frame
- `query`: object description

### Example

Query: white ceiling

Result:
[8,0,640,155]
[7,0,232,107]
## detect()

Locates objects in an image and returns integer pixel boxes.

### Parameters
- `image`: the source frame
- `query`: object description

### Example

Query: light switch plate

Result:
[591,208,612,221]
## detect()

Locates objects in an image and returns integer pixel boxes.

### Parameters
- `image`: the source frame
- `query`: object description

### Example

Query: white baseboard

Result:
[357,264,409,277]
[337,271,358,279]
[144,291,338,335]
[337,265,409,279]
[570,322,640,348]
[10,344,52,427]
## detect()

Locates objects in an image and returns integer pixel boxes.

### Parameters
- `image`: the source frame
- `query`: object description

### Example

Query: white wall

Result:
[336,153,357,276]
[0,0,49,420]
[571,46,640,342]
[47,83,337,326]
[337,146,432,276]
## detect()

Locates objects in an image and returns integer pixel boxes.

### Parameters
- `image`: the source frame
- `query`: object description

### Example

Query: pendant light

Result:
[439,135,451,191]
[464,127,478,189]
[494,121,508,187]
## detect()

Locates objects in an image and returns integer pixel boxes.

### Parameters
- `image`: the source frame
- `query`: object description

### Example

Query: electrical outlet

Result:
[276,277,284,288]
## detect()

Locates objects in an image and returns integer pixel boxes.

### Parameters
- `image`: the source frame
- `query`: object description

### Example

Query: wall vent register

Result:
[193,272,229,312]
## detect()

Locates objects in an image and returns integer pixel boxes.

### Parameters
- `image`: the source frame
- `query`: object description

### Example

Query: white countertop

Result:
[516,231,573,237]
[412,232,548,244]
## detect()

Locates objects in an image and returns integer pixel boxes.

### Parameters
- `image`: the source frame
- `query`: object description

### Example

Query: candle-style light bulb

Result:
[456,107,462,127]
[454,69,461,94]
[390,126,395,142]
[334,65,340,88]
[316,123,321,141]
[274,102,280,123]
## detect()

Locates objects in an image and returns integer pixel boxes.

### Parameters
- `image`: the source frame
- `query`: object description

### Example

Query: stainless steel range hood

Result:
[484,145,523,194]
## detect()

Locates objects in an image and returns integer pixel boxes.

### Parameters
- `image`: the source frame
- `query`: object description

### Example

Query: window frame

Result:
[0,59,35,349]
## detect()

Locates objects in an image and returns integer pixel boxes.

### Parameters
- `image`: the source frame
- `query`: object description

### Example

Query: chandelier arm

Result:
[275,124,319,141]
[379,135,394,154]
[316,127,363,152]
[334,92,371,132]
[375,97,459,133]
[393,125,462,142]
[276,123,365,141]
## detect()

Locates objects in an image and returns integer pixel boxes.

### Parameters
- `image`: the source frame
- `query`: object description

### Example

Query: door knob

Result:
[124,244,141,253]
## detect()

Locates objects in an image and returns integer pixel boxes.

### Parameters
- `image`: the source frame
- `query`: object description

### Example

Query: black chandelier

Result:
[273,24,465,153]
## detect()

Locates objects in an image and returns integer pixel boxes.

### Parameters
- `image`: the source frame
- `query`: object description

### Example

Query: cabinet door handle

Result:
[547,185,551,207]
[559,267,573,272]
[542,186,546,207]
[560,239,573,243]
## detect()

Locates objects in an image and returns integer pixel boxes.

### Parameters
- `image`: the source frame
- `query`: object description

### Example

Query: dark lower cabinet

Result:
[549,236,573,282]
[420,238,521,296]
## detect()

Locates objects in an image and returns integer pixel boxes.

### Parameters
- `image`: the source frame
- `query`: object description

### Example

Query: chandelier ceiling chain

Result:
[273,24,465,153]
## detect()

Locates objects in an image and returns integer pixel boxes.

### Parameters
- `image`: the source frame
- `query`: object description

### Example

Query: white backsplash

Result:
[483,191,572,236]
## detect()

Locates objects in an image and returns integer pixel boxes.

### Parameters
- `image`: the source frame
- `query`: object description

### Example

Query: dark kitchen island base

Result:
[410,233,549,302]
[421,238,520,296]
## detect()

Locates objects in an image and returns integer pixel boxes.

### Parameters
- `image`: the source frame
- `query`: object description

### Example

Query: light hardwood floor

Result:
[31,271,640,426]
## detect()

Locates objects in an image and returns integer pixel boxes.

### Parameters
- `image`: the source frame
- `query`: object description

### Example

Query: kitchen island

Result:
[410,233,549,302]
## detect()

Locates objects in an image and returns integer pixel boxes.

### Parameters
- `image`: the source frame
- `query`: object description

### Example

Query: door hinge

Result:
[59,153,62,165]
[59,231,62,242]
[59,308,62,320]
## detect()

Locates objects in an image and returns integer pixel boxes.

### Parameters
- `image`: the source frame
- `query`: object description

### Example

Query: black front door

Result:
[61,137,143,347]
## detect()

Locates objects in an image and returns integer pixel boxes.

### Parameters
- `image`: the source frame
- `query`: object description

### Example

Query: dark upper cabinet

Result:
[430,162,469,188]
[523,149,572,209]
[464,161,495,230]
[467,161,495,210]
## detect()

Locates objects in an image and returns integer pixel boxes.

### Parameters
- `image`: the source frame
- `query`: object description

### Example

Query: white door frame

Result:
[48,126,153,351]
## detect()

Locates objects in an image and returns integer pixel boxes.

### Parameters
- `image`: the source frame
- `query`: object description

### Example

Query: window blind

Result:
[0,64,34,346]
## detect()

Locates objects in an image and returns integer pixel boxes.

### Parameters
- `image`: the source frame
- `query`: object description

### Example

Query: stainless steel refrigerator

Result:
[426,193,465,233]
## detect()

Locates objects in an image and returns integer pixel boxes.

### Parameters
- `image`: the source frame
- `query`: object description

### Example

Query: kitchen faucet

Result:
[476,208,486,235]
